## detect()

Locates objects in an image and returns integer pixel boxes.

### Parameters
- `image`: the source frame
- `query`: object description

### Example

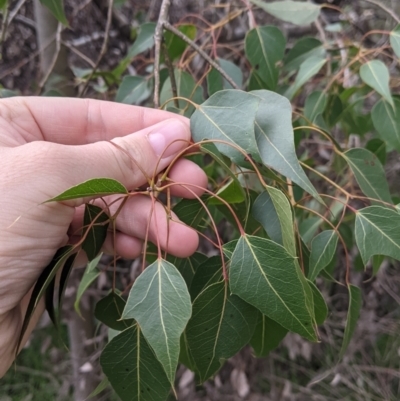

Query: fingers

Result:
[15,118,193,204]
[166,158,208,198]
[0,97,189,145]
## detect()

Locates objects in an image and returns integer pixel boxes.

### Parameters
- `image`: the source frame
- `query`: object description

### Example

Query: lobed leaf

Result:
[122,259,191,384]
[230,235,317,341]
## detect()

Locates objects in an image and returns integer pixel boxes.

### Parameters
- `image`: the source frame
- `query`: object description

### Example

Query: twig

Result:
[162,39,179,108]
[153,0,171,108]
[8,0,28,25]
[163,21,240,90]
[363,0,400,23]
[37,22,63,94]
[79,0,114,97]
[0,4,10,48]
[62,40,96,68]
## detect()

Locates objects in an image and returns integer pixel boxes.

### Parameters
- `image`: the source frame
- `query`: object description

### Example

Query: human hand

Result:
[0,97,207,376]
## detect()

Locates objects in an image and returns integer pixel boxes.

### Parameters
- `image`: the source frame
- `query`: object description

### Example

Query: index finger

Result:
[2,97,189,145]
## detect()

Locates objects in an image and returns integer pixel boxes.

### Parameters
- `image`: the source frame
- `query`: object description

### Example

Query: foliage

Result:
[8,0,400,400]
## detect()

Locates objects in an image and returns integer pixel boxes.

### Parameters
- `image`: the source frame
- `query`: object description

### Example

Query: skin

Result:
[0,97,207,377]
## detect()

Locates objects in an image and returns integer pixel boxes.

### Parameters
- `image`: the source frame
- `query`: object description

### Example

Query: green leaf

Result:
[46,178,127,202]
[185,281,257,382]
[308,281,328,325]
[115,76,151,105]
[74,253,102,317]
[360,60,394,108]
[207,58,243,95]
[164,24,197,61]
[230,235,317,341]
[308,230,338,281]
[366,138,386,166]
[100,326,171,401]
[200,142,247,203]
[299,216,322,244]
[324,94,344,127]
[122,259,191,384]
[372,97,400,153]
[355,206,400,265]
[284,37,324,72]
[50,252,78,331]
[339,285,362,360]
[173,198,206,229]
[209,179,245,205]
[39,0,68,25]
[250,0,321,26]
[191,90,261,165]
[304,91,327,123]
[343,148,392,205]
[252,90,322,202]
[82,204,109,261]
[168,252,208,289]
[95,292,134,331]
[390,24,400,58]
[127,22,156,58]
[189,256,223,301]
[0,0,8,10]
[250,313,288,357]
[18,246,75,352]
[252,187,296,256]
[85,377,110,400]
[160,69,204,115]
[245,25,286,90]
[285,56,327,100]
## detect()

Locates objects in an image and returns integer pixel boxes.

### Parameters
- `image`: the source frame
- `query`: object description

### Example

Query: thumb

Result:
[25,118,191,200]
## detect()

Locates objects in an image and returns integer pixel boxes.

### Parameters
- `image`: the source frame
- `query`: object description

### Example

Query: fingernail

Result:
[147,119,189,159]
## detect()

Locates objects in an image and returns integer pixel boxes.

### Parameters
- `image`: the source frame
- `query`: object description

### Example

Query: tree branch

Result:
[163,21,240,90]
[363,0,400,23]
[79,0,114,97]
[153,0,171,108]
